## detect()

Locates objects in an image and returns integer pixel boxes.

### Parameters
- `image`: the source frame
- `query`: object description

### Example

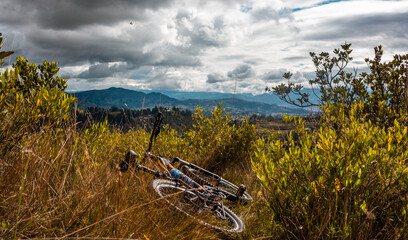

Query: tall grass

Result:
[1,118,233,239]
[0,59,254,238]
[0,80,258,239]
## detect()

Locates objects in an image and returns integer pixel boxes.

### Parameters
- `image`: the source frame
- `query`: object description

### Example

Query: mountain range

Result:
[71,87,313,115]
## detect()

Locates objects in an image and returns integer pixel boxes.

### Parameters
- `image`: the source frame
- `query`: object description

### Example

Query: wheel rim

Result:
[153,180,244,233]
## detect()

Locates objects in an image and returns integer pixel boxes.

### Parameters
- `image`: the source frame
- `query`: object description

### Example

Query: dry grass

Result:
[0,123,244,239]
[0,94,289,239]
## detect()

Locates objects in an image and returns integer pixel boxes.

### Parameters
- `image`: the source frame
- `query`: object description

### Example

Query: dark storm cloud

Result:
[146,70,182,90]
[1,1,234,82]
[282,56,309,62]
[78,62,133,79]
[303,12,408,41]
[207,72,227,83]
[0,0,172,29]
[261,69,287,81]
[227,64,256,80]
[262,69,315,84]
[22,24,161,66]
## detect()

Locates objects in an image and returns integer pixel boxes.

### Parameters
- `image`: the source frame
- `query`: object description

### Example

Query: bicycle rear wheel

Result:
[181,166,253,203]
[152,179,245,233]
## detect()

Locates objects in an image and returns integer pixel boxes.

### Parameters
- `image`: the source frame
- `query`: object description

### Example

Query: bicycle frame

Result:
[120,111,248,202]
[119,112,249,233]
[120,112,205,189]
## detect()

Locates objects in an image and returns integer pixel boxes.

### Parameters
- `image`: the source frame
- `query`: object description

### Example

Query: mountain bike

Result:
[119,112,252,233]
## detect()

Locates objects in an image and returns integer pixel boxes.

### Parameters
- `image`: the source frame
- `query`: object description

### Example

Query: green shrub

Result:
[0,57,76,157]
[252,102,408,239]
[182,103,257,174]
[361,46,408,127]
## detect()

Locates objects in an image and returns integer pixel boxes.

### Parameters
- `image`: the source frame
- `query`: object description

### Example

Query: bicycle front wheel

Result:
[152,179,245,233]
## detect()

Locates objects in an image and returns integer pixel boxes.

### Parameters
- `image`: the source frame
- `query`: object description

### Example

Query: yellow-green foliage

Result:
[361,46,408,127]
[1,122,221,239]
[182,103,257,173]
[252,102,408,239]
[0,58,76,158]
[0,59,229,239]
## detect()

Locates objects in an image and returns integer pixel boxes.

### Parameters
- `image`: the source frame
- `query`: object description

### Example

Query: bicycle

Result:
[119,112,252,233]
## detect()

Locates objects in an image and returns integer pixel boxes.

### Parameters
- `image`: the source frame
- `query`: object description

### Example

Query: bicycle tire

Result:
[152,179,245,233]
[181,166,253,203]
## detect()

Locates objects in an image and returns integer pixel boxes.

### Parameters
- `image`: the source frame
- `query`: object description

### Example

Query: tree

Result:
[267,43,366,109]
[268,44,408,126]
[361,46,408,126]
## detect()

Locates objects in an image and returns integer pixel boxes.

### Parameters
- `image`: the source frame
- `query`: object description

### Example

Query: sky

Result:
[1,0,408,94]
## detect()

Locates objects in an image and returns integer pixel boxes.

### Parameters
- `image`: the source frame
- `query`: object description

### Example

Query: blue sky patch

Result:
[240,2,253,13]
[293,0,349,12]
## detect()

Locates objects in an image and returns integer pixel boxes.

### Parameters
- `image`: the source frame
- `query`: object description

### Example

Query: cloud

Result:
[78,62,132,79]
[207,72,227,83]
[262,69,315,85]
[146,67,183,90]
[0,0,172,30]
[250,7,293,23]
[1,0,408,94]
[240,0,294,23]
[227,64,256,80]
[261,69,287,81]
[303,12,408,42]
[171,9,234,49]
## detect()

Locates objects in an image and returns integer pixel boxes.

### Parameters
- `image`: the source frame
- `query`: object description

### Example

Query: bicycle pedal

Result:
[236,184,246,198]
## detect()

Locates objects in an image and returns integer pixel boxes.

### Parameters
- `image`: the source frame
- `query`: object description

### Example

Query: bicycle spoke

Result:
[152,179,244,233]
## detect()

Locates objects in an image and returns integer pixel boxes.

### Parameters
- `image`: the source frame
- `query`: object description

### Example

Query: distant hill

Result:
[72,87,178,109]
[71,87,308,115]
[140,89,321,108]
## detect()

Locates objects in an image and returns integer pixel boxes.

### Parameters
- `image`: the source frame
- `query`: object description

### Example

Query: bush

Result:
[361,46,408,127]
[0,58,76,157]
[252,102,408,239]
[182,103,257,174]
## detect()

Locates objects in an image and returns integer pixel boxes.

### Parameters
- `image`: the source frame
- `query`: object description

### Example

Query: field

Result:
[1,55,408,239]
